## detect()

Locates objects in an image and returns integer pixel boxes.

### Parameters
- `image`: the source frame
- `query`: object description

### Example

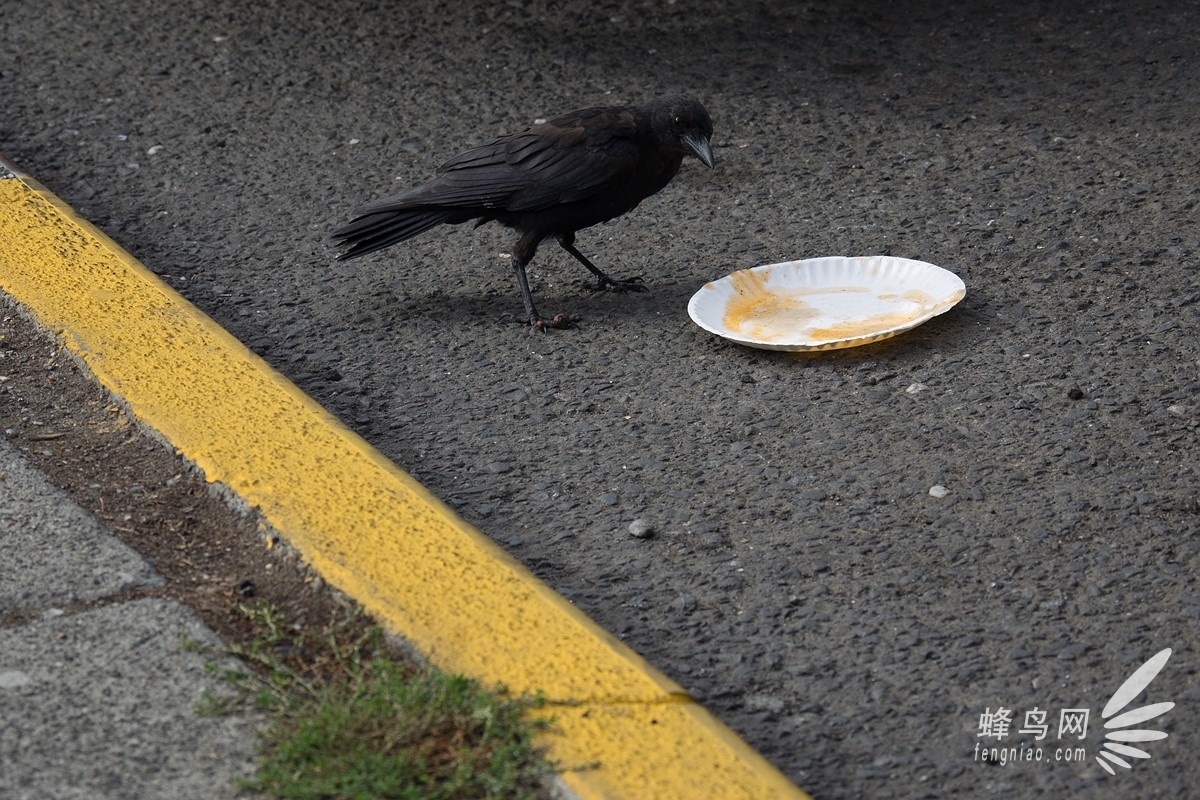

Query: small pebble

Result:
[670,593,697,613]
[745,693,786,714]
[1167,404,1186,416]
[929,484,950,498]
[0,670,31,689]
[906,382,927,395]
[628,518,655,539]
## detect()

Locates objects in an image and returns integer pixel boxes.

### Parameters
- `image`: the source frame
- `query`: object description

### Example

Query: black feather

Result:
[333,209,458,260]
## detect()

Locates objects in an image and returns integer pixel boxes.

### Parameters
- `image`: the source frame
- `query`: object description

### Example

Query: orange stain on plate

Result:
[722,267,882,344]
[805,289,937,341]
[723,267,816,341]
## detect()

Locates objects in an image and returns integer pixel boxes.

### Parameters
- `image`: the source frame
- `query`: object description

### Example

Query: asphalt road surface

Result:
[3,1,1198,797]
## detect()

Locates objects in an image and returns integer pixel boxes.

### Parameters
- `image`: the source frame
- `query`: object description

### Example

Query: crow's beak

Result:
[684,135,715,169]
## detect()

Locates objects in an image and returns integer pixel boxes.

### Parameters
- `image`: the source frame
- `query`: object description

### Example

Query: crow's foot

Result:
[585,275,647,293]
[498,311,577,331]
[531,312,577,331]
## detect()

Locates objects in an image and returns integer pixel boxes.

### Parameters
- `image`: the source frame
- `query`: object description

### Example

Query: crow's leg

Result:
[557,232,647,293]
[511,232,573,330]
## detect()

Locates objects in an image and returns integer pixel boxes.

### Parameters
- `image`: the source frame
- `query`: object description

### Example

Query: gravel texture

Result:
[3,1,1198,796]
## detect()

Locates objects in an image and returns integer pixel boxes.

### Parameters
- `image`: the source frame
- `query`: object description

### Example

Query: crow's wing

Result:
[356,107,642,215]
[456,107,643,212]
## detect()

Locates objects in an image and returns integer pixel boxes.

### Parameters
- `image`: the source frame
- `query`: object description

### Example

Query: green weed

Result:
[212,602,554,800]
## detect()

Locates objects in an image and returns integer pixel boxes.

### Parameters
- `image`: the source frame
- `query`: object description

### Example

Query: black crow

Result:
[333,96,715,329]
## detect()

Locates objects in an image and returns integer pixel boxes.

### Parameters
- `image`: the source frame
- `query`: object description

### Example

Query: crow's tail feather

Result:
[332,208,458,260]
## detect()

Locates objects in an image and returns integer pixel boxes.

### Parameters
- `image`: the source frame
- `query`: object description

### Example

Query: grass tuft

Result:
[212,602,554,800]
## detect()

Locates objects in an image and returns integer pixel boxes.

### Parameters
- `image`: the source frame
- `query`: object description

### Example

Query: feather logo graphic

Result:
[1094,648,1174,776]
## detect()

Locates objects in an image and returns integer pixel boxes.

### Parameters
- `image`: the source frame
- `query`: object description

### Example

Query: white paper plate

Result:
[688,256,966,351]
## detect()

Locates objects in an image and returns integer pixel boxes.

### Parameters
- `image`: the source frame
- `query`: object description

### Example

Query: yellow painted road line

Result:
[0,156,810,800]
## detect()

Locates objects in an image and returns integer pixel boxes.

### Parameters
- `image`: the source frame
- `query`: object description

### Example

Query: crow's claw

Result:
[498,311,577,331]
[586,275,648,294]
[532,312,578,331]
